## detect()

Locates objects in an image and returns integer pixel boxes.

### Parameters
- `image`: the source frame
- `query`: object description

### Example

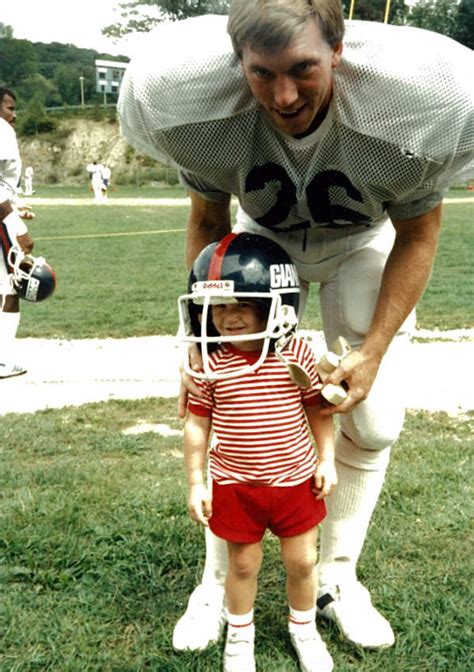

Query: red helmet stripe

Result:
[208,233,237,280]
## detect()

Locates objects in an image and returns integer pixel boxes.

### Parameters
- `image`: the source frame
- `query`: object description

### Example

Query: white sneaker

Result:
[317,582,395,648]
[224,624,256,672]
[172,583,226,651]
[289,626,333,672]
[0,362,27,379]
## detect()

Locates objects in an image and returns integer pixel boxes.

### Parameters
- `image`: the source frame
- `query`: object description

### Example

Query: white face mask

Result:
[177,288,299,381]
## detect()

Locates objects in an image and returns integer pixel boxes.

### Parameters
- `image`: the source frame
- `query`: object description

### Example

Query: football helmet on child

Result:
[178,232,300,380]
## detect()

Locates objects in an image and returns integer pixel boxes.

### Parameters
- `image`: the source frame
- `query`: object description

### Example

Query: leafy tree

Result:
[103,0,230,38]
[347,0,407,23]
[0,23,14,38]
[404,0,459,38]
[452,0,474,48]
[15,73,61,108]
[17,95,57,136]
[54,65,90,106]
[0,38,37,89]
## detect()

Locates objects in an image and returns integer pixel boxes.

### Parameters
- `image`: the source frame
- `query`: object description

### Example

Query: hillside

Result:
[17,118,130,186]
[16,117,180,188]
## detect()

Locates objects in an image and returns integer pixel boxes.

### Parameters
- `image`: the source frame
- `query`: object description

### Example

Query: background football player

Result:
[0,87,35,379]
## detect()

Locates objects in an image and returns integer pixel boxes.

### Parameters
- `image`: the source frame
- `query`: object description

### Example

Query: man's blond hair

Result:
[227,0,345,56]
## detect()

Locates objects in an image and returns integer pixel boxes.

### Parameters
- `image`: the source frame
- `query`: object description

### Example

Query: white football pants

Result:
[200,213,414,588]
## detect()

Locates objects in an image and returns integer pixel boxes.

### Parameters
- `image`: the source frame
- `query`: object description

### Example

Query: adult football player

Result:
[0,87,35,379]
[118,0,474,652]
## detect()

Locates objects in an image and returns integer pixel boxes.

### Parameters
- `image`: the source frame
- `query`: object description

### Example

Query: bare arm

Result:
[0,199,34,253]
[305,403,337,499]
[325,203,442,414]
[178,192,233,417]
[183,411,213,526]
[185,191,232,269]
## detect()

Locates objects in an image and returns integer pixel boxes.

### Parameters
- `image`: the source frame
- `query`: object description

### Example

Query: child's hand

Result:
[313,460,338,499]
[188,484,212,526]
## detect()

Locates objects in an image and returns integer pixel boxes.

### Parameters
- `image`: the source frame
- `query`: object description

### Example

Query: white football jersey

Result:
[119,16,473,233]
[0,117,21,202]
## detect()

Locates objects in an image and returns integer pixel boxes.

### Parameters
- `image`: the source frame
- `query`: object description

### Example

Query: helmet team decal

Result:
[7,246,56,303]
[269,263,299,289]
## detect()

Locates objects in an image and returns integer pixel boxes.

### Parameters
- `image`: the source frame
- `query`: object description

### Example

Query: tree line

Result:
[0,27,128,134]
[103,0,473,48]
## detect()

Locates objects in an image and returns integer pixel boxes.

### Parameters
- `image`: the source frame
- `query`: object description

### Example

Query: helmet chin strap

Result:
[274,341,312,388]
[273,305,312,388]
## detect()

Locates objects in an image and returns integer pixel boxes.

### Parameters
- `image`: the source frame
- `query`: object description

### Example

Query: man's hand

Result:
[187,483,212,526]
[16,232,34,254]
[320,347,382,415]
[17,204,35,220]
[313,459,338,499]
[178,344,204,418]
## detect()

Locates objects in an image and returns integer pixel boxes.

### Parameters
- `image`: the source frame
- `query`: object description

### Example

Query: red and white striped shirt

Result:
[188,338,322,486]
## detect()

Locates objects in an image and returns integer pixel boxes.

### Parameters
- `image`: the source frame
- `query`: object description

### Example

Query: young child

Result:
[180,233,337,672]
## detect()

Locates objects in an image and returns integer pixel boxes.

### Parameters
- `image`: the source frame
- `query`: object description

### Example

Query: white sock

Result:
[227,609,254,629]
[318,455,388,587]
[202,459,228,586]
[226,609,255,647]
[0,311,20,362]
[201,526,228,586]
[289,606,316,633]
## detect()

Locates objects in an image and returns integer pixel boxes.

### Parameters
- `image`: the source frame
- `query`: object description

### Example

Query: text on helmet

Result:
[270,264,299,289]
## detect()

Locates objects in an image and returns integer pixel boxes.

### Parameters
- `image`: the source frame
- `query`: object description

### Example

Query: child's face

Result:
[211,300,267,351]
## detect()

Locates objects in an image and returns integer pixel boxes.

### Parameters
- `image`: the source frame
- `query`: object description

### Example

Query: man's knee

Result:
[336,430,392,471]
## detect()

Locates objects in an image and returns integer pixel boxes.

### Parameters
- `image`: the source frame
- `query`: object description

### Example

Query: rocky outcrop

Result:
[17,119,130,185]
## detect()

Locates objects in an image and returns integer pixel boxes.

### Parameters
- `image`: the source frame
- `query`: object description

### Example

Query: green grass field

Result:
[1,191,473,671]
[1,401,472,671]
[30,184,187,200]
[17,193,474,339]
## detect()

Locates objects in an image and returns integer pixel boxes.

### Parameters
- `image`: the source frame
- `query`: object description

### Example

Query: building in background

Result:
[95,59,129,100]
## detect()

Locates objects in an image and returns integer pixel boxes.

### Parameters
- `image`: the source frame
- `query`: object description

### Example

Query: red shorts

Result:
[209,478,326,543]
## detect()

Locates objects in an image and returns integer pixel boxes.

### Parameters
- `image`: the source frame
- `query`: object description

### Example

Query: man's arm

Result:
[0,199,34,253]
[324,202,442,413]
[178,191,233,417]
[185,191,232,269]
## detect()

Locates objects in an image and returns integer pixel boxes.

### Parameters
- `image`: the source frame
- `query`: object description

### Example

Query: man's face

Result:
[241,18,342,138]
[0,94,17,127]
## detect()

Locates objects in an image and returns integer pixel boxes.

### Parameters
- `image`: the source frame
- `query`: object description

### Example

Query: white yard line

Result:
[1,331,472,416]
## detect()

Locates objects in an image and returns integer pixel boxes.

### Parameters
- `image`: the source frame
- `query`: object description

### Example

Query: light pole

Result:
[79,76,85,108]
